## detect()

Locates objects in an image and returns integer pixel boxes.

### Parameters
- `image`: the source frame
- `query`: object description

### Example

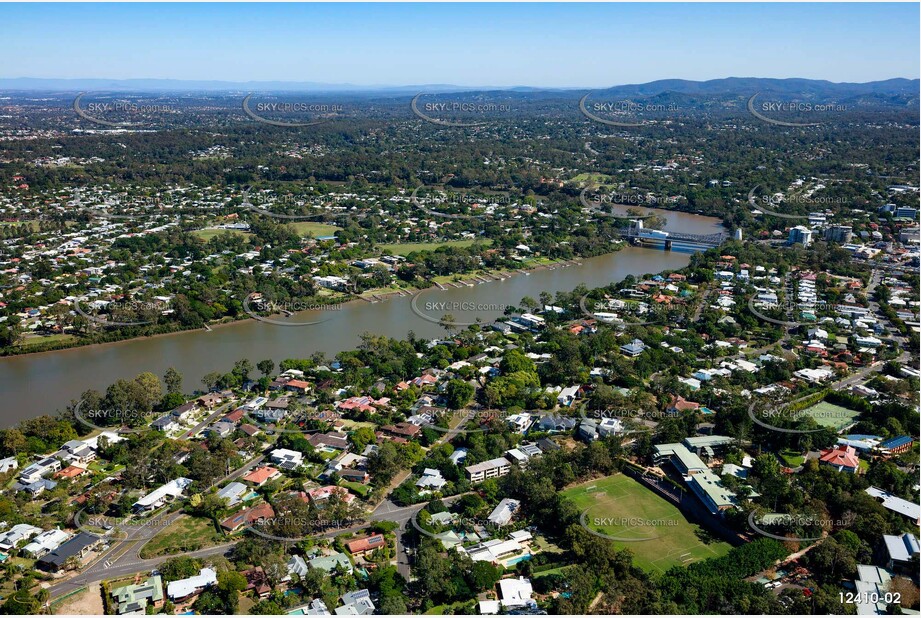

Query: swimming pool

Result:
[505,554,532,566]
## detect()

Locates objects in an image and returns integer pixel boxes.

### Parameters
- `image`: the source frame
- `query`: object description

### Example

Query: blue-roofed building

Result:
[620,339,646,357]
[837,435,883,453]
[879,435,913,456]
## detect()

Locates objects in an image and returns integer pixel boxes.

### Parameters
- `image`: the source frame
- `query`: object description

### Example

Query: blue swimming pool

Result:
[506,554,532,566]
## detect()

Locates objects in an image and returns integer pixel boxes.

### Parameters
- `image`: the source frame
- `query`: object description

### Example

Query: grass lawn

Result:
[338,480,372,497]
[800,402,861,431]
[15,333,78,349]
[378,239,487,257]
[192,228,253,241]
[562,474,732,573]
[288,221,340,237]
[779,449,806,467]
[569,173,614,185]
[139,516,225,559]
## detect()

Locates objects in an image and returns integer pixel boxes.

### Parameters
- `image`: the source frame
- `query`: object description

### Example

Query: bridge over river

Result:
[617,223,729,249]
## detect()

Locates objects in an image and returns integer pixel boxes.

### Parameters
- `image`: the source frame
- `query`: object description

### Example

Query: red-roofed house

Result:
[285,379,311,395]
[667,395,700,415]
[220,502,276,532]
[381,422,421,439]
[346,534,386,555]
[305,485,355,505]
[224,408,246,423]
[242,466,281,486]
[819,445,861,474]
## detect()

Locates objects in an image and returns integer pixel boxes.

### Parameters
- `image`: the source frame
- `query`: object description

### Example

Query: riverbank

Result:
[0,244,697,422]
[3,249,615,358]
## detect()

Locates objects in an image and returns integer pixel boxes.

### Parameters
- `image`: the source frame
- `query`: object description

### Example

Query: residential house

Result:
[36,532,101,571]
[380,422,421,440]
[578,418,623,441]
[241,466,281,487]
[882,533,919,574]
[243,567,272,599]
[110,575,164,614]
[166,567,218,601]
[220,502,276,533]
[133,477,193,512]
[537,414,577,433]
[305,485,355,506]
[497,577,536,609]
[620,339,646,357]
[0,456,18,474]
[417,468,447,491]
[556,386,581,407]
[308,433,350,451]
[308,552,353,574]
[22,529,71,558]
[19,457,61,484]
[487,498,520,527]
[345,535,386,556]
[0,524,42,552]
[336,589,375,615]
[270,448,304,471]
[216,482,248,507]
[465,457,511,483]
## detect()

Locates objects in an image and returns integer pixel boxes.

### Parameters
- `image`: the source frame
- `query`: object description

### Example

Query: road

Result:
[182,401,234,439]
[371,494,469,579]
[47,455,265,599]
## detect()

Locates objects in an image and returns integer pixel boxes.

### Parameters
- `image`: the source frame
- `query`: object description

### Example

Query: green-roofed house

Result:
[308,552,353,574]
[111,575,164,615]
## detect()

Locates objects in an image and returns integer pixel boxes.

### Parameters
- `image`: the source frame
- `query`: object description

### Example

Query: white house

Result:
[498,577,535,609]
[133,477,193,512]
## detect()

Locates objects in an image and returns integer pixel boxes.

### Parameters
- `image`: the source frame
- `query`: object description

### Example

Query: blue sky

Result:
[4,3,918,87]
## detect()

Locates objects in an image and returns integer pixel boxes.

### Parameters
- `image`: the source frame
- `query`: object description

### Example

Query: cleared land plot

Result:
[192,228,252,241]
[288,221,340,237]
[139,516,224,558]
[799,402,861,430]
[563,474,731,573]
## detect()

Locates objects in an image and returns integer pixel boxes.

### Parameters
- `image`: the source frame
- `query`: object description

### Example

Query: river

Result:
[0,208,724,426]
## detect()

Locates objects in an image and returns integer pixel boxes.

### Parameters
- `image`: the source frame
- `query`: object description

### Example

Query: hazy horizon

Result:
[4,3,919,87]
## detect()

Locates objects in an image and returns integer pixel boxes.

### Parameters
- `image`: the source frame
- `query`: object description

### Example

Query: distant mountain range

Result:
[0,76,917,100]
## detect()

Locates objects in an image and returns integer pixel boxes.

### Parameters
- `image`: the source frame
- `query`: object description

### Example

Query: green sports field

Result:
[563,474,731,573]
[799,401,861,430]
